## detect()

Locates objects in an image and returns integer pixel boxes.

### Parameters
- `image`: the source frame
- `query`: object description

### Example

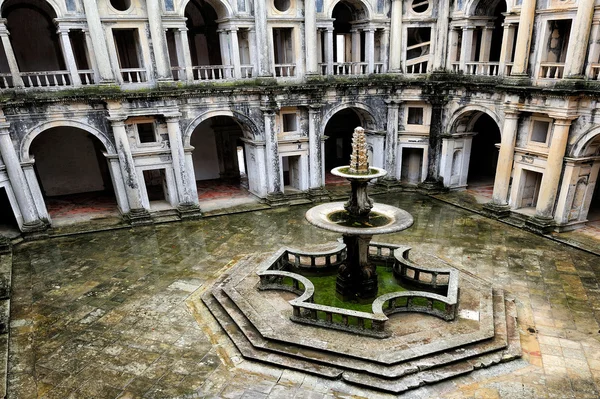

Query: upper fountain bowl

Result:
[331,166,388,181]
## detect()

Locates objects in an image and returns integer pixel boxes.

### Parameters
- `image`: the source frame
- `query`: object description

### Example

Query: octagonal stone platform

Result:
[201,248,521,394]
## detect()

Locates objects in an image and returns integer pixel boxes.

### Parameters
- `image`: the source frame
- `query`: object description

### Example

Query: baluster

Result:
[326,312,332,323]
[1,76,6,88]
[545,67,551,79]
[342,314,348,326]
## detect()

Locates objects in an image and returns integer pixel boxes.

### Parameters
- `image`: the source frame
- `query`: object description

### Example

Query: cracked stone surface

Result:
[7,192,600,398]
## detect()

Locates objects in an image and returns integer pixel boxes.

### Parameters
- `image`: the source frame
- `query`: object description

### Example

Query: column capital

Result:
[548,114,579,124]
[0,122,10,133]
[384,99,403,106]
[503,108,520,118]
[164,112,182,121]
[462,25,476,31]
[260,107,278,115]
[107,116,127,126]
[308,105,321,114]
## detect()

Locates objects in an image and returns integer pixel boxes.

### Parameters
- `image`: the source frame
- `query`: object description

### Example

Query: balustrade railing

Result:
[464,62,500,76]
[21,71,71,87]
[589,63,600,80]
[405,60,428,74]
[0,73,13,89]
[171,66,186,81]
[78,70,95,85]
[192,65,233,80]
[539,62,564,79]
[374,62,384,74]
[274,64,296,77]
[504,62,514,76]
[240,65,254,78]
[121,68,148,83]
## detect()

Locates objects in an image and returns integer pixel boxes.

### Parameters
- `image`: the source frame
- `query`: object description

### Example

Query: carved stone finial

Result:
[348,127,369,174]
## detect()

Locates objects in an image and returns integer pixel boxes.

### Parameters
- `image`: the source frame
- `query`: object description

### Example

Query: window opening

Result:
[407,107,424,125]
[137,123,156,143]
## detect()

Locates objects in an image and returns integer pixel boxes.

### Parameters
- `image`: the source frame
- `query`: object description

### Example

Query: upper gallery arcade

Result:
[0,0,598,236]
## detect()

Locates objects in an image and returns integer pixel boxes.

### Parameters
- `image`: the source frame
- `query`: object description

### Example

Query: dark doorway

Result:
[0,187,19,233]
[324,109,362,170]
[467,113,501,186]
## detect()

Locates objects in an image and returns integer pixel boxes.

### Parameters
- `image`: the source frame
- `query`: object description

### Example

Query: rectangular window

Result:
[530,120,551,144]
[282,113,298,133]
[273,28,295,76]
[544,20,572,63]
[407,107,424,125]
[137,123,156,143]
[406,27,431,73]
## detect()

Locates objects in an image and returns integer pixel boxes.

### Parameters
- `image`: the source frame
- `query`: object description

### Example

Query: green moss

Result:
[337,167,380,176]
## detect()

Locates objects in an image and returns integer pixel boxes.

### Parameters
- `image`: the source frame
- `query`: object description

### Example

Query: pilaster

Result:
[388,0,403,72]
[304,0,318,75]
[56,27,82,87]
[146,0,172,80]
[82,0,115,82]
[262,106,282,194]
[511,0,537,76]
[563,0,595,78]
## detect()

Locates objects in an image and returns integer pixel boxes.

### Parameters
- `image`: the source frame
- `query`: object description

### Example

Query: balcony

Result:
[121,68,148,83]
[192,65,234,81]
[539,62,565,79]
[318,62,383,76]
[589,63,600,80]
[464,62,501,76]
[275,64,296,77]
[405,57,428,74]
[21,71,71,88]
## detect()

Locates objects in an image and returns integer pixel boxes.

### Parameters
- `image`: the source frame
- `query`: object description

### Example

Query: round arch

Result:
[570,126,600,158]
[327,0,372,20]
[183,109,260,146]
[179,0,232,19]
[464,0,509,16]
[447,105,502,135]
[0,0,62,18]
[320,102,378,135]
[20,120,116,162]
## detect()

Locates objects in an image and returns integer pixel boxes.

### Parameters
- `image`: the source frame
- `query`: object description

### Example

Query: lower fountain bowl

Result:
[305,202,414,235]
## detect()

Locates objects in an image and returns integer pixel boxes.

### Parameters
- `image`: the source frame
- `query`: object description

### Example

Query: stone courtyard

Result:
[5,192,600,398]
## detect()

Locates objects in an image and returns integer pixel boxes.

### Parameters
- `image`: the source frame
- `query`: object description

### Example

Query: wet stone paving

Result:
[7,192,600,398]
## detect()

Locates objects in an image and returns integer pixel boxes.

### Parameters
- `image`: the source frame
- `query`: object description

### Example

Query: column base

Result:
[503,75,532,86]
[482,202,511,219]
[524,215,556,234]
[177,203,202,220]
[21,219,48,233]
[264,192,287,207]
[417,179,447,195]
[125,208,153,226]
[308,188,330,202]
[376,177,403,192]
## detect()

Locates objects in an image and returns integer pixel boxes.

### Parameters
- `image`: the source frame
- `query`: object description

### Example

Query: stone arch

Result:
[179,0,231,19]
[447,105,502,135]
[328,0,372,20]
[183,109,260,146]
[570,126,600,157]
[0,0,62,18]
[20,120,116,162]
[320,102,378,135]
[465,0,508,16]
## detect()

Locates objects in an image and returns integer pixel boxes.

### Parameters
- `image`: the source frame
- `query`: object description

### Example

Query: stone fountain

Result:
[202,126,521,394]
[305,127,413,300]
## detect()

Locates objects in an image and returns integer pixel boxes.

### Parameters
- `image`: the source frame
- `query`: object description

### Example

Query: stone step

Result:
[202,291,344,379]
[210,285,514,381]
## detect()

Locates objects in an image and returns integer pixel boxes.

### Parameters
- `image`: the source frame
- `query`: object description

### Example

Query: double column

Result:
[511,0,537,76]
[262,107,282,194]
[0,125,45,231]
[57,27,82,87]
[459,26,475,72]
[165,114,199,208]
[534,116,576,220]
[174,26,194,81]
[490,109,520,207]
[499,23,517,76]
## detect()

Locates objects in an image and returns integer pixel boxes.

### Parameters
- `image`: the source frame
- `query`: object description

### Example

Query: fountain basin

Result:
[331,166,388,181]
[305,202,414,235]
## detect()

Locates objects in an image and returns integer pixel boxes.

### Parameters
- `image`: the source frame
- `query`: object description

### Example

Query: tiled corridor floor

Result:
[8,192,600,398]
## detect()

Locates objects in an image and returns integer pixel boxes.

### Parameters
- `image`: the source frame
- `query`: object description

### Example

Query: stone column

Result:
[57,28,82,87]
[305,0,318,75]
[365,28,376,73]
[419,97,447,190]
[109,118,150,223]
[82,0,115,82]
[511,0,537,76]
[254,0,273,77]
[166,115,201,218]
[146,0,172,80]
[317,29,323,67]
[325,28,334,74]
[380,28,390,73]
[534,117,575,219]
[308,106,323,189]
[175,27,194,81]
[447,28,460,70]
[248,28,259,77]
[352,29,361,66]
[384,101,400,178]
[490,110,519,207]
[218,30,232,78]
[499,23,516,76]
[83,29,101,83]
[0,126,45,231]
[229,28,242,79]
[479,26,494,63]
[587,21,600,77]
[263,108,282,194]
[432,0,450,71]
[564,0,595,78]
[459,26,475,72]
[0,19,23,87]
[389,0,402,72]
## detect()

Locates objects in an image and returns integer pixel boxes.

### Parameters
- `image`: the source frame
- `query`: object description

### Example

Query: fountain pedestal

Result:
[336,234,377,300]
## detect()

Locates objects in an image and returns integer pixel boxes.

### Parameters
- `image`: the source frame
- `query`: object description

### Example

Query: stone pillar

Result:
[365,28,376,73]
[389,0,403,72]
[166,115,201,218]
[83,29,101,83]
[146,0,172,80]
[384,101,400,178]
[499,23,516,76]
[305,0,318,75]
[564,0,595,78]
[447,28,460,70]
[0,19,23,87]
[534,117,574,219]
[308,106,323,189]
[511,0,537,76]
[263,108,282,194]
[432,0,450,71]
[317,29,323,66]
[380,28,390,73]
[479,26,494,63]
[490,110,519,208]
[248,28,259,77]
[82,0,115,82]
[459,26,475,72]
[175,27,194,81]
[352,29,361,65]
[57,28,82,87]
[587,21,600,77]
[109,118,151,223]
[254,0,273,77]
[229,28,242,79]
[325,28,334,74]
[0,126,45,231]
[419,97,447,190]
[218,30,232,78]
